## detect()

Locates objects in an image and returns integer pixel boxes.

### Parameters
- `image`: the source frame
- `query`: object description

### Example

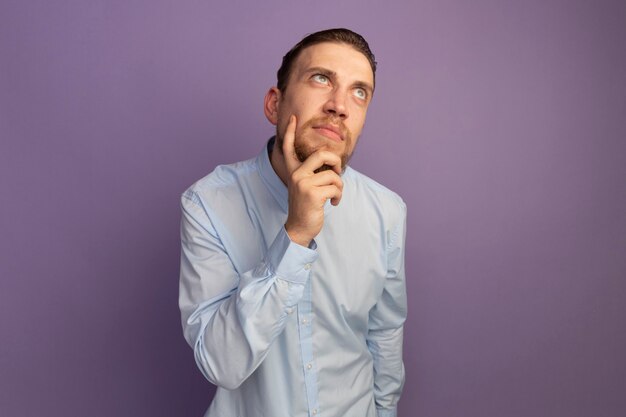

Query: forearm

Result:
[367,326,405,415]
[180,223,316,389]
[368,200,408,415]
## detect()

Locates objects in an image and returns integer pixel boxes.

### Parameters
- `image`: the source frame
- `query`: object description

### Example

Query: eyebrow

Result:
[302,66,374,95]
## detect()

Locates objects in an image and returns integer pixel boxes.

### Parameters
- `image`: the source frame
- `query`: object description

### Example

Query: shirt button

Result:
[307,363,312,370]
[312,409,318,415]
[301,318,307,324]
[304,263,311,270]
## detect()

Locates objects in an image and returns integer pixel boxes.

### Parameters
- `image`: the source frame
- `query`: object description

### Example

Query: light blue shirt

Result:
[179,139,407,417]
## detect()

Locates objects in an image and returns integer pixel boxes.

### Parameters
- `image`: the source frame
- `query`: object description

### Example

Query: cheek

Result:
[347,116,365,137]
[294,100,312,119]
[280,98,307,124]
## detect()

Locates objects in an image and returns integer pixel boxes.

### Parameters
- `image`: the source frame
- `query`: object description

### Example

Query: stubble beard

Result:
[275,116,353,173]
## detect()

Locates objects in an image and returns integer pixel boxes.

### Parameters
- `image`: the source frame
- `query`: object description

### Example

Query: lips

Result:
[312,124,344,142]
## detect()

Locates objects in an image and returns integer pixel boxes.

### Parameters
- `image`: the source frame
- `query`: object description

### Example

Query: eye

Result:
[353,88,367,100]
[312,74,329,84]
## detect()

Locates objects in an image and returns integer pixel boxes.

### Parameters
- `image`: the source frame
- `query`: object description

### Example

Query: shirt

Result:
[179,138,407,417]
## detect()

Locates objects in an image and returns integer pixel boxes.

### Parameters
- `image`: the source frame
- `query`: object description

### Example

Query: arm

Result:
[179,191,317,389]
[367,202,408,417]
[179,115,343,389]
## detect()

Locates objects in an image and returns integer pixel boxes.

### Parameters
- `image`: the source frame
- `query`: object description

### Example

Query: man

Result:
[179,28,407,417]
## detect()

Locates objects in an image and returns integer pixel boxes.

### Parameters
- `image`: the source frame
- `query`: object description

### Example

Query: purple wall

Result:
[1,1,625,416]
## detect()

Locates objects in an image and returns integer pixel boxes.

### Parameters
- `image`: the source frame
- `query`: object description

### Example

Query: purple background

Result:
[1,1,625,416]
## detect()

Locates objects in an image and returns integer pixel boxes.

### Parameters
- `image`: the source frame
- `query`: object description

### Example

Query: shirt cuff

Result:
[265,226,318,284]
[377,407,397,417]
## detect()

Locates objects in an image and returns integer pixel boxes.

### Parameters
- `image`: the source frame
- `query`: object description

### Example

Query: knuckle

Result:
[290,170,303,183]
[295,180,307,192]
[320,150,336,160]
[303,188,316,199]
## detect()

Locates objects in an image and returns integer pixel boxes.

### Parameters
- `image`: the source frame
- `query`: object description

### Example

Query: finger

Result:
[316,185,343,206]
[299,150,343,176]
[304,170,343,190]
[282,115,300,174]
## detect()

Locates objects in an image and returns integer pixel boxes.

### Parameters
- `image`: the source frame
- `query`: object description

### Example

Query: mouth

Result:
[312,124,344,142]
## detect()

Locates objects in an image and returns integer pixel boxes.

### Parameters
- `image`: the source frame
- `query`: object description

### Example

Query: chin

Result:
[296,144,351,172]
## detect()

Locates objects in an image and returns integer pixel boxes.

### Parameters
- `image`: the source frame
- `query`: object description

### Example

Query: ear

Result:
[263,87,281,125]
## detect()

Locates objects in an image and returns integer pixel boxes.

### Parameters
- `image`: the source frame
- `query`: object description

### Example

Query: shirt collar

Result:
[257,137,289,213]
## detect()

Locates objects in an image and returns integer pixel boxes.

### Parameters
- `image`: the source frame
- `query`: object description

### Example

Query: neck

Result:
[269,139,289,186]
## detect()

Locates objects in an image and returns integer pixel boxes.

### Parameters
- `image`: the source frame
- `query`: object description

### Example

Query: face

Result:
[266,42,374,170]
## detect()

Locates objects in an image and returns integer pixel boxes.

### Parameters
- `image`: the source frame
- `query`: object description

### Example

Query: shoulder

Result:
[343,166,407,217]
[181,157,259,210]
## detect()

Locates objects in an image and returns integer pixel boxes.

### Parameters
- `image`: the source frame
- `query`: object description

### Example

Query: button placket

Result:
[296,271,320,417]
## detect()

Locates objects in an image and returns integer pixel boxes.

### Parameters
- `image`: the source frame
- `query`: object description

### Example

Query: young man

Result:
[179,28,407,417]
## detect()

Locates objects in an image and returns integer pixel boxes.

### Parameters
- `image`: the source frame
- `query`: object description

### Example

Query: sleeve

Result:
[366,200,408,417]
[178,190,317,390]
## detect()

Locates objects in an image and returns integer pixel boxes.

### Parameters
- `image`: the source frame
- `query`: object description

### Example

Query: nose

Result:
[323,89,349,119]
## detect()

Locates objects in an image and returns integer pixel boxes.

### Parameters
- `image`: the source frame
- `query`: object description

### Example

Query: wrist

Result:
[284,223,312,247]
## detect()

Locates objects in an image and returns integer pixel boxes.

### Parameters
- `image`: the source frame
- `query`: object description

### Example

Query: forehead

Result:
[292,42,374,85]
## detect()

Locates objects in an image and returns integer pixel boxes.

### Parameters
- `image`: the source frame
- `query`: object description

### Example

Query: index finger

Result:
[282,115,301,174]
[300,150,343,176]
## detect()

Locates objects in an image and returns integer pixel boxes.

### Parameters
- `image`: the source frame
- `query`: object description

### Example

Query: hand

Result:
[283,115,343,247]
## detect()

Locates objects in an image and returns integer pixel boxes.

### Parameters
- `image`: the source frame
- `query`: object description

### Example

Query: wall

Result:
[1,0,625,416]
